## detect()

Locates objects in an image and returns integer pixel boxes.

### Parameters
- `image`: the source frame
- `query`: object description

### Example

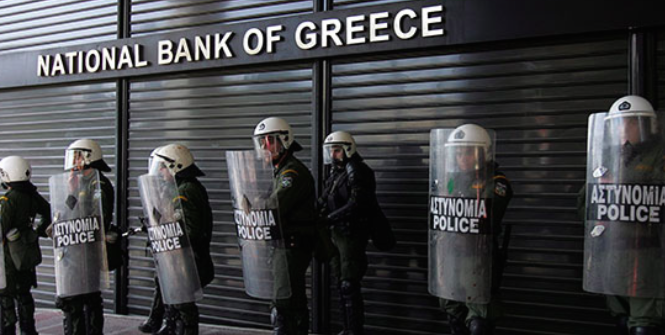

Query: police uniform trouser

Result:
[606,295,665,330]
[273,246,312,335]
[440,298,502,327]
[56,291,104,335]
[1,270,37,333]
[330,230,368,282]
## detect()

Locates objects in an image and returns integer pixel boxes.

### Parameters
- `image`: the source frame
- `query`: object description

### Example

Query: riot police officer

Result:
[0,156,51,335]
[54,138,116,335]
[318,131,378,335]
[138,144,214,335]
[253,117,316,335]
[578,95,665,335]
[428,124,512,335]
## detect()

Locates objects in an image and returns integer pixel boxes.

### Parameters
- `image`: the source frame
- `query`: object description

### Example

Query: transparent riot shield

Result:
[138,174,203,305]
[583,112,665,298]
[225,150,290,300]
[428,128,495,304]
[49,170,108,298]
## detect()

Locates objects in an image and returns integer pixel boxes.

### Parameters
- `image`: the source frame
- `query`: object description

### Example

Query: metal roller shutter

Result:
[0,83,118,311]
[658,31,665,109]
[131,0,312,36]
[329,36,628,335]
[126,65,314,328]
[0,0,117,54]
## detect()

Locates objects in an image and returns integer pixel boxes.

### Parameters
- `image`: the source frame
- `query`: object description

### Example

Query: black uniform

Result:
[0,181,51,335]
[319,153,378,335]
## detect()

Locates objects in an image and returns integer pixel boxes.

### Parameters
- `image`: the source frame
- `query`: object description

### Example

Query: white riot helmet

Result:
[445,124,492,171]
[323,131,357,165]
[253,117,302,157]
[605,95,658,145]
[150,144,204,177]
[64,139,111,172]
[0,156,31,183]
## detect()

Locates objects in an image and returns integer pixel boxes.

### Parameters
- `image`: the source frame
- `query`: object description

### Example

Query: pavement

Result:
[32,309,272,335]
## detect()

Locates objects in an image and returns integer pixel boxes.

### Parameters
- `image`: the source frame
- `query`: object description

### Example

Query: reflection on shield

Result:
[138,174,203,305]
[428,128,496,304]
[48,170,109,298]
[226,150,291,300]
[583,112,665,298]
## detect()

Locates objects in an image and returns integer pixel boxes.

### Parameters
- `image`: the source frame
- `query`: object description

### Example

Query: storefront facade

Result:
[0,1,663,334]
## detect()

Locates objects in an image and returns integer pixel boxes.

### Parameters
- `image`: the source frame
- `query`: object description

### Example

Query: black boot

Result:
[141,277,165,333]
[446,313,469,335]
[270,307,287,335]
[340,281,364,335]
[468,317,492,335]
[631,326,660,335]
[174,320,198,335]
[156,306,177,335]
[17,293,37,335]
[616,316,629,335]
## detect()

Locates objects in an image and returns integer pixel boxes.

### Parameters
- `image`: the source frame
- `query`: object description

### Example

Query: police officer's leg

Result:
[0,294,17,335]
[290,248,312,335]
[607,295,630,335]
[83,291,104,335]
[173,303,198,335]
[139,276,165,333]
[57,296,85,335]
[626,297,663,334]
[15,270,36,335]
[439,299,469,335]
[271,247,292,335]
[335,233,368,335]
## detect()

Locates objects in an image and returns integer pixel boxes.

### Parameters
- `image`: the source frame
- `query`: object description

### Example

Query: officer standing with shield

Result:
[0,156,51,335]
[137,144,214,335]
[318,131,378,335]
[579,95,665,335]
[428,124,512,335]
[50,139,115,335]
[252,117,316,335]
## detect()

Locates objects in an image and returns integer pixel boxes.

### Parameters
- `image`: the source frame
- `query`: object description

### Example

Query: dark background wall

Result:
[0,1,662,335]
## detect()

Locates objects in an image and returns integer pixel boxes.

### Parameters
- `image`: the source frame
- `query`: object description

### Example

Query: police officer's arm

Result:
[492,174,513,234]
[34,194,52,238]
[327,162,375,222]
[99,177,115,231]
[0,196,14,237]
[273,169,309,221]
[178,183,208,242]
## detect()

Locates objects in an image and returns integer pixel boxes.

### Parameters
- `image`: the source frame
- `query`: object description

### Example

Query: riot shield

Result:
[225,150,290,300]
[138,174,203,305]
[428,128,495,304]
[49,170,108,298]
[583,112,665,298]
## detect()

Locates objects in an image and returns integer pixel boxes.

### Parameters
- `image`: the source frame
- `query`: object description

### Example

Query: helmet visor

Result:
[253,134,282,157]
[149,155,176,177]
[605,115,656,146]
[323,144,345,165]
[64,149,89,171]
[445,145,486,172]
